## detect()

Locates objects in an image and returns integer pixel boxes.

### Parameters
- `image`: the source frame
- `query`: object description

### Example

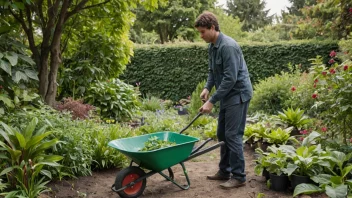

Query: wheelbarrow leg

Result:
[158,162,190,190]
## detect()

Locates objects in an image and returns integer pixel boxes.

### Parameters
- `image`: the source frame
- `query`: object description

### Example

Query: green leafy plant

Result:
[86,78,140,120]
[265,127,298,145]
[0,118,63,197]
[139,136,176,151]
[310,54,352,144]
[275,107,312,131]
[244,122,269,144]
[141,96,162,111]
[188,80,217,117]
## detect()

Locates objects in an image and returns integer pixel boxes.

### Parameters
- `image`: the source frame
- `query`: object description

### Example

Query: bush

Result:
[55,98,95,120]
[85,78,140,121]
[122,40,338,101]
[140,96,162,111]
[249,71,301,115]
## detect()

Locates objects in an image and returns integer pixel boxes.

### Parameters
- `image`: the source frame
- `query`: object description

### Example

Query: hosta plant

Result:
[275,107,311,131]
[0,118,62,198]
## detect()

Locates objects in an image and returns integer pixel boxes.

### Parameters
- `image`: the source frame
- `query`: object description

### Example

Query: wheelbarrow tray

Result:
[108,132,199,172]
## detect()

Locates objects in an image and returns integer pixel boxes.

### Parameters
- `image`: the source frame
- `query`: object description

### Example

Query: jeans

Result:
[217,100,250,182]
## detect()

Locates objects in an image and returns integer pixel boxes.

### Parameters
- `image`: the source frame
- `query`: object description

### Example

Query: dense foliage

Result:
[122,40,338,101]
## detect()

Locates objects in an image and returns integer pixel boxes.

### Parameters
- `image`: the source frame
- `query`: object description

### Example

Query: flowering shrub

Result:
[309,54,352,144]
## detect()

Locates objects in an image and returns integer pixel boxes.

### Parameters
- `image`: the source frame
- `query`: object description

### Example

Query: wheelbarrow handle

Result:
[179,112,202,134]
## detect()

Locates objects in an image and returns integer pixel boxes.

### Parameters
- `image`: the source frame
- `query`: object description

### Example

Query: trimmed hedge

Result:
[121,40,338,101]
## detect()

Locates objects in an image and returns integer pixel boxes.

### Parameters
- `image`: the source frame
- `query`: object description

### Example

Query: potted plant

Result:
[283,144,326,190]
[263,146,291,191]
[254,148,271,181]
[264,127,299,147]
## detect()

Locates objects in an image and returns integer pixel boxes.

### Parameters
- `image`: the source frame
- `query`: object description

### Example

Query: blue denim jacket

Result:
[205,32,253,109]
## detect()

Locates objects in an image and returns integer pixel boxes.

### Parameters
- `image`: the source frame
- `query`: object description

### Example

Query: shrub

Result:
[140,96,162,111]
[249,71,301,115]
[86,78,140,121]
[55,98,95,120]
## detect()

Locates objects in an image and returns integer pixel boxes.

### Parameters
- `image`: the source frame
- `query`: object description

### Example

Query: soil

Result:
[41,142,327,198]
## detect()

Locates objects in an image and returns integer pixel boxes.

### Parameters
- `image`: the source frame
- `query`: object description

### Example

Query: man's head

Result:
[194,11,220,43]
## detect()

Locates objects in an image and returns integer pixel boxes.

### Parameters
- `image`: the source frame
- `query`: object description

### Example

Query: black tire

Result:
[115,166,147,198]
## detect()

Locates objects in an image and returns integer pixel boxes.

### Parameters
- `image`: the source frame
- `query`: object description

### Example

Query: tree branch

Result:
[9,9,28,32]
[65,0,111,21]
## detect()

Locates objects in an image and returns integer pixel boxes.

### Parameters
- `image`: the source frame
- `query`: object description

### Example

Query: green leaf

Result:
[5,52,18,66]
[26,132,51,149]
[15,132,26,148]
[24,69,38,80]
[293,183,322,197]
[18,54,35,65]
[0,167,13,176]
[13,70,28,83]
[311,174,332,184]
[325,185,348,198]
[24,118,38,141]
[0,60,11,75]
[0,94,14,108]
[40,170,52,179]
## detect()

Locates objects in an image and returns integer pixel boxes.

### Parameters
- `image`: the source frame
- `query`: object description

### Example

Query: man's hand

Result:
[200,88,209,102]
[199,101,213,114]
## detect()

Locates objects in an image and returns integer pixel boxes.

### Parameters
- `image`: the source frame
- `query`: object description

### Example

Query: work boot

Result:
[219,178,246,189]
[206,170,230,180]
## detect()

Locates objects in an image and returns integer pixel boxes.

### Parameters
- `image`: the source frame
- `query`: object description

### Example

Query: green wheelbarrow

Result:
[108,113,224,198]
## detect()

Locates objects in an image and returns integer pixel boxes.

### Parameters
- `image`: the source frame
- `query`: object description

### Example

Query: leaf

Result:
[325,185,348,198]
[15,132,26,148]
[311,174,332,184]
[24,117,38,141]
[0,167,13,176]
[5,52,18,66]
[18,54,35,65]
[24,69,39,80]
[13,70,28,83]
[40,170,52,179]
[293,183,322,197]
[0,60,11,75]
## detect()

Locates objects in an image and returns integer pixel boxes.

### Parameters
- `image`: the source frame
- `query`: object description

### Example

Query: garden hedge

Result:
[121,40,338,101]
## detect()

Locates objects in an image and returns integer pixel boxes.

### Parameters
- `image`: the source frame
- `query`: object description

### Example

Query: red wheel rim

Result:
[122,173,143,195]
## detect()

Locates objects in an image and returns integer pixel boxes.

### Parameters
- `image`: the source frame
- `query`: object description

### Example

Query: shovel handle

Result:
[179,112,202,134]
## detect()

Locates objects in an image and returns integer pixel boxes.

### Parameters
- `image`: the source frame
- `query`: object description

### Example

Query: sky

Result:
[216,0,292,17]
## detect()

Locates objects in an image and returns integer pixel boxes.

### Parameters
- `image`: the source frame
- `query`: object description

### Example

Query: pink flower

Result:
[329,68,336,74]
[291,86,296,92]
[322,71,327,76]
[300,130,308,135]
[329,51,336,57]
[312,93,318,99]
[314,79,318,83]
[321,127,327,132]
[299,137,304,141]
[328,59,335,64]
[344,65,349,71]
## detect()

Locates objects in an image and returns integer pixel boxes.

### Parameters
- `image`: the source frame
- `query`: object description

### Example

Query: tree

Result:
[285,0,352,40]
[1,0,163,106]
[286,0,316,16]
[226,0,273,31]
[132,0,215,44]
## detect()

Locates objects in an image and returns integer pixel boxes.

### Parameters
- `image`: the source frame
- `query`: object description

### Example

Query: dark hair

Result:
[194,11,220,31]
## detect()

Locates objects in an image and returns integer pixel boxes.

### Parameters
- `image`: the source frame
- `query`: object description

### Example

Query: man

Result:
[194,11,253,189]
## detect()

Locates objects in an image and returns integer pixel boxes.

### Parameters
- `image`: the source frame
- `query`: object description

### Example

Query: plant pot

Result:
[246,137,254,145]
[290,128,300,136]
[290,174,312,190]
[262,168,270,181]
[260,142,270,152]
[269,173,289,192]
[177,108,188,115]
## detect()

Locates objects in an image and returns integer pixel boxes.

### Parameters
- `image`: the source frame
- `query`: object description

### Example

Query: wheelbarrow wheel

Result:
[115,166,147,198]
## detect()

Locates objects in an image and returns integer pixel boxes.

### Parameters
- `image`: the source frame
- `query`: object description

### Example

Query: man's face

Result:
[196,26,216,43]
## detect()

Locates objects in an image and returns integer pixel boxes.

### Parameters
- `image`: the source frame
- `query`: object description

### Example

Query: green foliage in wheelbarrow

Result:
[139,136,176,151]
